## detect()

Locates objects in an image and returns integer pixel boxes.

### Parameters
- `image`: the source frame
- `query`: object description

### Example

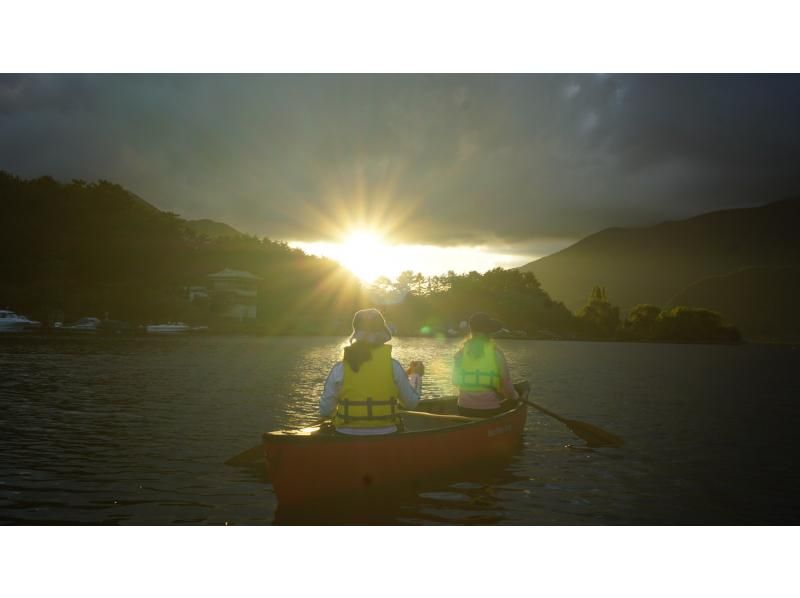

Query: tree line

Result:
[373,274,741,343]
[1,172,741,343]
[0,171,364,333]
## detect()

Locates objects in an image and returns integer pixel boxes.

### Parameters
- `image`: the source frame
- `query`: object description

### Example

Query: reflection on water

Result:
[1,335,799,524]
[271,457,529,525]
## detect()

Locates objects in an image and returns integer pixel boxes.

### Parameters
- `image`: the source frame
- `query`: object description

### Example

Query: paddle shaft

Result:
[520,396,624,447]
[521,398,569,424]
[224,443,264,466]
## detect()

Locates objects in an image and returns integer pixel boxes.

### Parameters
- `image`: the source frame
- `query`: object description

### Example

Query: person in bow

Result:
[320,308,422,435]
[452,312,519,417]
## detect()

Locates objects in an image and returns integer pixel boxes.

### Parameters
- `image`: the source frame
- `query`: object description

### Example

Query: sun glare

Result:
[290,233,538,285]
[337,230,390,283]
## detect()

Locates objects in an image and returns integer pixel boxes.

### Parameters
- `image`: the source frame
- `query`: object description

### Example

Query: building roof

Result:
[207,268,262,280]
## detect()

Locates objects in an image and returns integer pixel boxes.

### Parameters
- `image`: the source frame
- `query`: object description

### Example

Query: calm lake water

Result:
[1,334,798,525]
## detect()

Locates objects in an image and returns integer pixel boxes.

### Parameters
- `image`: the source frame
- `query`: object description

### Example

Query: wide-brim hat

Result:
[469,312,504,335]
[350,308,392,344]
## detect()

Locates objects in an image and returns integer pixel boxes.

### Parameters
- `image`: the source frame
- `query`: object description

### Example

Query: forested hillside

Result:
[520,197,800,311]
[0,171,364,331]
[668,267,800,342]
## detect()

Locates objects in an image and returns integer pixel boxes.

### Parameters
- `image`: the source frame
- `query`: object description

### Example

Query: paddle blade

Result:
[225,443,264,466]
[564,419,625,448]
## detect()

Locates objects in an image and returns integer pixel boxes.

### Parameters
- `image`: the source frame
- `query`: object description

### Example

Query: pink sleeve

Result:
[495,349,519,401]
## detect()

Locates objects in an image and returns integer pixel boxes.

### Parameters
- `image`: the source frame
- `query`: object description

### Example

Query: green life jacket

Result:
[453,337,501,392]
[335,344,400,429]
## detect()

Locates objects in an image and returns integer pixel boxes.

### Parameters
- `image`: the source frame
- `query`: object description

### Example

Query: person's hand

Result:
[408,360,425,376]
[406,361,424,393]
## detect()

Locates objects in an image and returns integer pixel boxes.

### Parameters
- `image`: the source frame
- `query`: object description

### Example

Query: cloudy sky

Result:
[2,74,799,276]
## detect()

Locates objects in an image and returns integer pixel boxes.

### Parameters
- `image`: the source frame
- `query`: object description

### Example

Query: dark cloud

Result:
[1,74,799,246]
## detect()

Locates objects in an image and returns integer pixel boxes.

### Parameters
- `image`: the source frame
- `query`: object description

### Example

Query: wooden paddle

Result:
[521,398,624,448]
[224,443,265,466]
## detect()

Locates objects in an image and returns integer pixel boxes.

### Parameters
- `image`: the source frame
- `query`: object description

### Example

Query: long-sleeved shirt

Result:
[453,346,519,410]
[319,359,421,435]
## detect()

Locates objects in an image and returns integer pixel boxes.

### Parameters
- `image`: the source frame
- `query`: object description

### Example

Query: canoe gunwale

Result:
[262,394,529,507]
[262,400,527,445]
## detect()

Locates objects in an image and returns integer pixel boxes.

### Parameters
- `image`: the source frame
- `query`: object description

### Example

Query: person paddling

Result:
[452,312,519,417]
[320,308,422,435]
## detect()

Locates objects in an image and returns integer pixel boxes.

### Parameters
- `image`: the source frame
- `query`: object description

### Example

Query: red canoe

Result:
[263,392,528,507]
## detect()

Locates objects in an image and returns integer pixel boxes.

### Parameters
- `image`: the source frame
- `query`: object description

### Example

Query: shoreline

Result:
[1,330,797,347]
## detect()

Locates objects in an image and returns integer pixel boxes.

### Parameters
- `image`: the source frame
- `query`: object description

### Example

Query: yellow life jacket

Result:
[453,337,501,392]
[335,344,400,429]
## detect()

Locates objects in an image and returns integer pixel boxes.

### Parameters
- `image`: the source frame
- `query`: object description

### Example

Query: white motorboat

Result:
[60,317,102,333]
[0,310,40,332]
[146,322,192,334]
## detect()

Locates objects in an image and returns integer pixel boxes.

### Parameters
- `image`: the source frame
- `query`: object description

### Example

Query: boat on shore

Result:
[146,322,191,334]
[0,310,40,332]
[146,322,208,334]
[58,317,102,334]
[262,384,529,507]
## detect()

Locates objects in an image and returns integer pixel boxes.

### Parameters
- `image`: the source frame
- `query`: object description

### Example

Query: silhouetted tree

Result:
[382,267,576,337]
[625,304,662,339]
[576,286,620,338]
[656,306,740,343]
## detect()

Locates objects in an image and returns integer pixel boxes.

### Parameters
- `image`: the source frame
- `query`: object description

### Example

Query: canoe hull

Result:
[263,404,527,507]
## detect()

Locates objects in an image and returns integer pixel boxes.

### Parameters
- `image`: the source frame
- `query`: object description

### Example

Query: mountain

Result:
[0,171,364,330]
[124,190,161,213]
[109,191,243,240]
[184,218,244,239]
[519,197,800,316]
[668,267,800,342]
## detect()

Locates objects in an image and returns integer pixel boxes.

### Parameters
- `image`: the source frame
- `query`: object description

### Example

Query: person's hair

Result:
[343,340,376,372]
[465,333,491,358]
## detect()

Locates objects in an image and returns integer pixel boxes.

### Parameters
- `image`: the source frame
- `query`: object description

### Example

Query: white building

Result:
[207,268,261,320]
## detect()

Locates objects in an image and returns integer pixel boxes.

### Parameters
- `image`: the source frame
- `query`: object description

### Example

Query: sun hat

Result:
[468,312,504,335]
[350,308,392,344]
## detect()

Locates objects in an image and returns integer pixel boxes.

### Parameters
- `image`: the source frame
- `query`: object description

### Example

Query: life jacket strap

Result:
[339,397,398,424]
[457,369,499,387]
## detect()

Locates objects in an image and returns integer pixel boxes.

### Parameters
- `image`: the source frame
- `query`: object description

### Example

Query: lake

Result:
[1,334,798,524]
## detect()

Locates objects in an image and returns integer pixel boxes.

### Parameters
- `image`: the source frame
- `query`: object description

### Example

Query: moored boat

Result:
[0,310,40,332]
[59,317,101,334]
[146,322,208,334]
[263,388,528,507]
[146,322,192,334]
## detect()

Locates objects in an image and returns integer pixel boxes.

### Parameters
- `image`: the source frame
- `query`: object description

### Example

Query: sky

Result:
[2,74,799,280]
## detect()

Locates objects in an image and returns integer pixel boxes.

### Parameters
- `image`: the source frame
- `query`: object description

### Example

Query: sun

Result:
[289,232,537,285]
[337,230,391,283]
